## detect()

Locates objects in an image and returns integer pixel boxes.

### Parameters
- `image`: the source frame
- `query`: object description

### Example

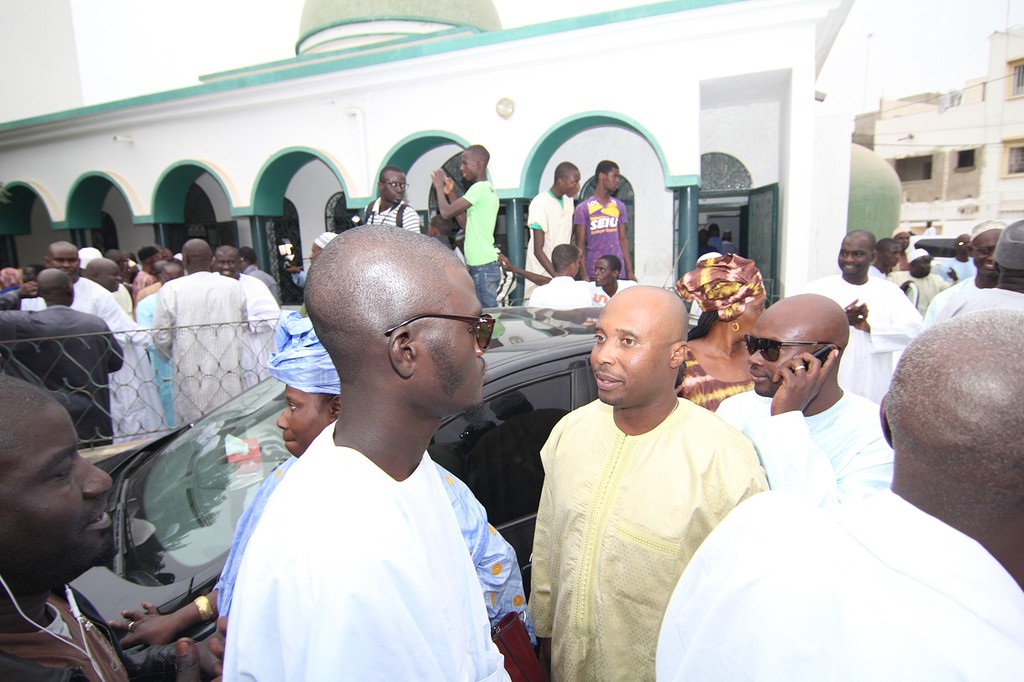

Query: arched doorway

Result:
[164,183,238,253]
[699,152,778,299]
[153,164,238,253]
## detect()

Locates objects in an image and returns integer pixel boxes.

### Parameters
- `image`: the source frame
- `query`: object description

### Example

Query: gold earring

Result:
[730,322,740,332]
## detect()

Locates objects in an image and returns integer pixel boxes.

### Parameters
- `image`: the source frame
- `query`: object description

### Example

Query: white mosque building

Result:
[0,0,854,304]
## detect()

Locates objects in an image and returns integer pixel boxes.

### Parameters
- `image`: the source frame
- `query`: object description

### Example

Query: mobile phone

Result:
[805,345,834,369]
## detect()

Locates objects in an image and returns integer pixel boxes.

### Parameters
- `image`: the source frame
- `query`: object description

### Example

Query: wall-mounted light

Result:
[496,97,515,119]
[112,135,134,143]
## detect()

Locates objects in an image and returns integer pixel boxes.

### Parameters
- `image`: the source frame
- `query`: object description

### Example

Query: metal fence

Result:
[0,321,276,449]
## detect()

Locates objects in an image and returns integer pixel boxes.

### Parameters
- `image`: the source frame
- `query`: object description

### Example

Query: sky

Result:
[71,0,1024,119]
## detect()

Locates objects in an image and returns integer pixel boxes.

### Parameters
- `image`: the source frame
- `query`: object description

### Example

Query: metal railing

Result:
[0,321,276,449]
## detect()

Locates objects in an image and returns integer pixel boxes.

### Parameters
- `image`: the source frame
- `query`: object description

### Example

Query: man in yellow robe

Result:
[530,286,768,681]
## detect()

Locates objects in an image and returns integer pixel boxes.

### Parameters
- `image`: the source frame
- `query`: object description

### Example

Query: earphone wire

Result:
[0,571,109,682]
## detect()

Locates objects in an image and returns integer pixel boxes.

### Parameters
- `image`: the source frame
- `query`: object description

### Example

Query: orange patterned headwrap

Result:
[675,254,764,322]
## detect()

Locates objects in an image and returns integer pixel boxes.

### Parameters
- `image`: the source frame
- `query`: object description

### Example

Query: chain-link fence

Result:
[0,321,276,450]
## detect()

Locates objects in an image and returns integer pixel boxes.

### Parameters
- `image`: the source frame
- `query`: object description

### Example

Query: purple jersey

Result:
[573,196,628,278]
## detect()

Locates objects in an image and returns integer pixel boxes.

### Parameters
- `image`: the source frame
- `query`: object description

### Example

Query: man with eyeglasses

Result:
[923,220,1007,328]
[801,230,922,404]
[716,294,894,508]
[364,165,422,233]
[225,227,509,680]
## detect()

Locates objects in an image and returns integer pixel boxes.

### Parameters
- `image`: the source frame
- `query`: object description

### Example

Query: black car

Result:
[73,306,600,632]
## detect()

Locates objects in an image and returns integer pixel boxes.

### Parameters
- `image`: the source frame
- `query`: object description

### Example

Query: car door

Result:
[428,353,595,594]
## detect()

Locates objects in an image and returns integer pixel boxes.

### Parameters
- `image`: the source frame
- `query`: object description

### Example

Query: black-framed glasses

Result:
[384,313,495,350]
[744,334,831,362]
[385,181,409,190]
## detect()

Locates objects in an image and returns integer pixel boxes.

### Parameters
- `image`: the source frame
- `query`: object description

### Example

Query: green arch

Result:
[152,161,233,223]
[518,111,688,196]
[252,147,348,216]
[66,172,134,230]
[0,182,52,236]
[378,130,470,182]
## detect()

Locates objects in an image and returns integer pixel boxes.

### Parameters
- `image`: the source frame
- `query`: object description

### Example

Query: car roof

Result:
[481,306,598,373]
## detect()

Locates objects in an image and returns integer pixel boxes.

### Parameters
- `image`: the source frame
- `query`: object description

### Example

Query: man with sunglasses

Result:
[363,165,422,233]
[657,310,1024,680]
[716,295,894,508]
[225,227,508,680]
[802,230,922,404]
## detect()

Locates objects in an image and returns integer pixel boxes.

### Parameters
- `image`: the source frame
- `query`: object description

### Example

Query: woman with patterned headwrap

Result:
[675,254,766,412]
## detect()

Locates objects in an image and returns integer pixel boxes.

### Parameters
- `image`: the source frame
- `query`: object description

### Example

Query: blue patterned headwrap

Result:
[266,312,340,395]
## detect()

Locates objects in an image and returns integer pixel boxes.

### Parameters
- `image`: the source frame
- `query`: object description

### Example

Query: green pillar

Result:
[69,229,88,249]
[504,197,526,305]
[675,184,700,281]
[250,216,273,274]
[153,223,170,247]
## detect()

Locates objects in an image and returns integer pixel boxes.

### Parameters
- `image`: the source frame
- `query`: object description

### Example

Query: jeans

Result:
[469,261,501,308]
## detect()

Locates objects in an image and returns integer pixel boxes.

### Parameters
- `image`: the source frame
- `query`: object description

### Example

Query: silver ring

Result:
[128,621,136,632]
[794,365,807,371]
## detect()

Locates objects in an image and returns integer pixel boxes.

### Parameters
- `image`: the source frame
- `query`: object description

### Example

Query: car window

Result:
[122,379,290,586]
[430,373,572,528]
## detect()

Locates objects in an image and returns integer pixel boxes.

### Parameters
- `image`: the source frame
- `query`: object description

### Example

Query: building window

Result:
[894,155,933,182]
[1010,60,1024,97]
[956,149,976,169]
[1007,141,1024,175]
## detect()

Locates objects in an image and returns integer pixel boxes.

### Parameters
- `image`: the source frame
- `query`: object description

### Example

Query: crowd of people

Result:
[0,238,282,446]
[1,146,1023,680]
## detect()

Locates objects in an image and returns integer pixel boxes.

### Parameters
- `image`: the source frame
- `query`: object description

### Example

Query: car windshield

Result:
[121,379,290,586]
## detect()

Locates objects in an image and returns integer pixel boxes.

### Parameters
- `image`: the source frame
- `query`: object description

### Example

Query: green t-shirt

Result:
[463,180,499,266]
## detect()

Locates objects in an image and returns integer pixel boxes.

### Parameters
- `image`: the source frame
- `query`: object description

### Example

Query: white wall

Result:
[700,102,781,187]
[0,0,845,289]
[0,0,83,123]
[102,188,147,255]
[14,200,71,264]
[285,160,344,258]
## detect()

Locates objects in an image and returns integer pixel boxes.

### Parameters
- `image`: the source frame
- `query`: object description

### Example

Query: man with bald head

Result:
[153,239,247,425]
[530,286,766,682]
[801,230,922,403]
[716,294,893,508]
[0,269,123,445]
[214,245,280,388]
[225,227,508,680]
[657,310,1024,679]
[83,257,123,295]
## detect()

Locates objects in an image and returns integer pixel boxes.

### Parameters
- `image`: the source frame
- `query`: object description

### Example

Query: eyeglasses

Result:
[384,181,409,190]
[744,334,831,362]
[384,313,495,349]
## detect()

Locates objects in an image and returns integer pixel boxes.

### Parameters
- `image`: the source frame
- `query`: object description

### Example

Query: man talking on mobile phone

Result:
[715,294,894,508]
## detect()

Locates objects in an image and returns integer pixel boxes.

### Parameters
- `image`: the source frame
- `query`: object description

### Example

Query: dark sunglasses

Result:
[384,313,495,350]
[744,334,831,362]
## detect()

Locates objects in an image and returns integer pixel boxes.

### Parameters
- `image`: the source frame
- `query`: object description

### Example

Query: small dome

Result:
[848,144,902,240]
[297,0,502,55]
